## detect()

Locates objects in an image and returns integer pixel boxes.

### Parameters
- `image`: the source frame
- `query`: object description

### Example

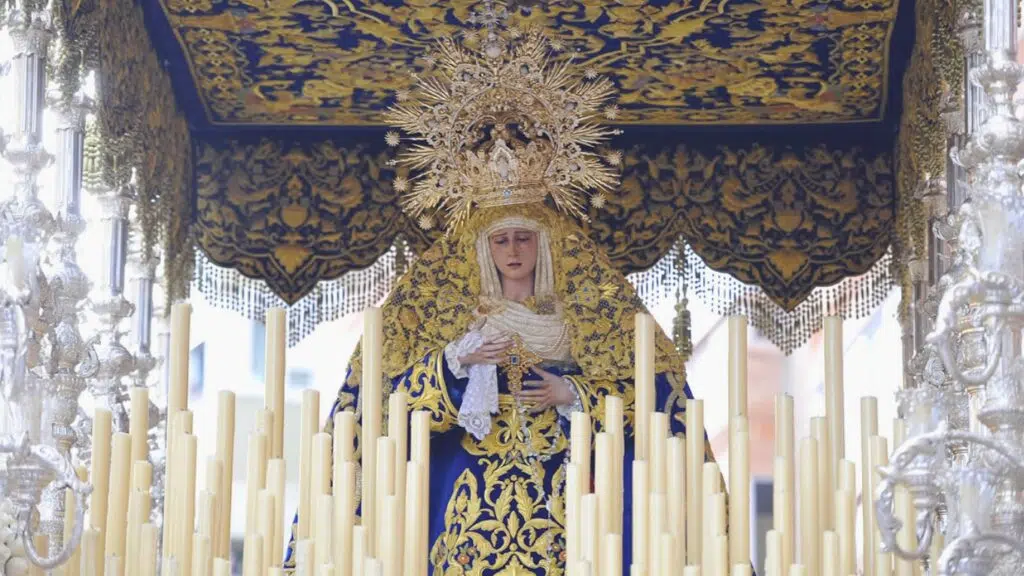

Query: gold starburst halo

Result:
[384,28,622,232]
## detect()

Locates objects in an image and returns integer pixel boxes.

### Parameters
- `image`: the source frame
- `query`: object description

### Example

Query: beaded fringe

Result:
[626,244,895,354]
[193,242,893,353]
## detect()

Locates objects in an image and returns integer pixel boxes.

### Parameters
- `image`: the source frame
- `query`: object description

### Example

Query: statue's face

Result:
[488,227,538,282]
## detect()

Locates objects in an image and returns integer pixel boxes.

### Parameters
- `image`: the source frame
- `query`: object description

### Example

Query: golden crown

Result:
[384,6,622,232]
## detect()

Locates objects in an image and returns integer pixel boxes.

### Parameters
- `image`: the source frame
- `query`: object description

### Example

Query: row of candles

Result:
[44,303,926,576]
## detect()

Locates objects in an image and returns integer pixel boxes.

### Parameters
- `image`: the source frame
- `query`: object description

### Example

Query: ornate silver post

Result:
[877,0,1024,572]
[0,0,95,569]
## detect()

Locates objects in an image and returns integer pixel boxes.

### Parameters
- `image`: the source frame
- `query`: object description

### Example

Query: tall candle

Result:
[772,456,793,572]
[650,413,669,494]
[595,433,613,553]
[265,308,287,459]
[811,418,834,531]
[180,434,198,573]
[65,467,86,576]
[571,411,592,494]
[129,387,149,464]
[267,459,287,567]
[214,559,231,576]
[836,488,855,576]
[336,461,356,576]
[299,389,321,540]
[246,433,268,543]
[193,533,212,576]
[686,399,705,565]
[566,463,582,569]
[375,436,396,560]
[823,317,845,468]
[634,313,656,461]
[869,436,890,558]
[388,391,408,572]
[311,432,332,546]
[649,493,667,575]
[775,393,795,569]
[728,315,748,418]
[403,463,423,576]
[765,530,783,576]
[799,437,819,576]
[382,495,401,576]
[667,437,686,565]
[259,490,277,575]
[631,461,648,574]
[410,411,431,576]
[105,433,131,573]
[316,494,334,571]
[861,397,879,576]
[729,416,750,568]
[605,394,624,526]
[204,460,222,541]
[361,308,384,557]
[216,391,236,559]
[90,408,112,576]
[168,302,191,416]
[80,529,99,576]
[139,524,158,576]
[244,535,264,576]
[604,533,622,576]
[351,526,366,576]
[581,494,599,569]
[822,532,838,576]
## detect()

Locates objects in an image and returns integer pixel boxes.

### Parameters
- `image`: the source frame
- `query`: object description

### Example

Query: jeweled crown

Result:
[384,3,622,232]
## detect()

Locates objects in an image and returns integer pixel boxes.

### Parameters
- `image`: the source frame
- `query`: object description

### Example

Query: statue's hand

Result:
[458,336,513,366]
[519,367,575,413]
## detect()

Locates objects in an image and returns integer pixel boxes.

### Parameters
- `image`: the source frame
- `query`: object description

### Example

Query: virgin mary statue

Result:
[284,201,720,574]
[284,20,721,575]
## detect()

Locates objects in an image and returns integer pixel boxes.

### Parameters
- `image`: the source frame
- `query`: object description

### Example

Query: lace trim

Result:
[444,331,498,441]
[192,240,894,354]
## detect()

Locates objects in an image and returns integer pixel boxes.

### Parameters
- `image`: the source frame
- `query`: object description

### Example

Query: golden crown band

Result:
[473,182,550,208]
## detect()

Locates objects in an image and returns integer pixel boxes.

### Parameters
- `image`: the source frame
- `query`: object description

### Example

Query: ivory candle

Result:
[334,411,356,463]
[180,434,199,573]
[245,433,268,543]
[362,308,384,557]
[65,467,86,576]
[823,317,845,467]
[649,493,667,575]
[650,412,669,494]
[105,433,131,573]
[869,436,890,557]
[861,397,879,576]
[836,488,855,576]
[311,432,332,544]
[714,535,729,576]
[822,532,838,576]
[581,494,599,569]
[267,459,287,567]
[214,559,231,576]
[139,524,158,576]
[403,463,423,576]
[90,408,112,576]
[667,437,686,565]
[336,461,356,576]
[316,494,334,570]
[811,417,834,531]
[80,529,99,576]
[571,411,592,494]
[790,566,807,576]
[686,399,704,565]
[775,394,796,569]
[382,495,400,576]
[299,389,321,540]
[595,432,613,550]
[765,530,783,576]
[352,526,366,576]
[631,461,648,573]
[729,416,751,568]
[732,565,752,576]
[634,313,656,461]
[604,533,622,576]
[375,436,396,559]
[193,534,211,576]
[661,534,675,576]
[605,394,624,526]
[265,308,287,459]
[129,387,149,464]
[259,490,277,574]
[388,391,408,572]
[567,463,581,569]
[772,456,794,572]
[244,535,264,576]
[410,411,431,576]
[728,315,748,418]
[216,390,236,559]
[204,460,222,540]
[168,302,191,415]
[799,437,819,576]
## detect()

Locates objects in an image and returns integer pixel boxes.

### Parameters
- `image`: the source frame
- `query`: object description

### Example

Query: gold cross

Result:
[500,336,542,396]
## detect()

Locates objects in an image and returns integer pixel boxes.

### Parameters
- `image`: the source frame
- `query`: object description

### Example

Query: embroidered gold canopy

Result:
[86,0,962,351]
